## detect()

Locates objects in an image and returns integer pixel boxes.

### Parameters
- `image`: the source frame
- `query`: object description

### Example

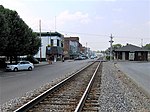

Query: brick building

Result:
[64,37,81,59]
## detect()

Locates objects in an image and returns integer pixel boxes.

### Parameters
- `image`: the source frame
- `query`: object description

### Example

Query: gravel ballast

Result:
[99,62,150,112]
[1,61,150,112]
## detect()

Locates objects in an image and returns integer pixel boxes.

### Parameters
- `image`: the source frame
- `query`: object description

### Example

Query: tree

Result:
[105,44,122,53]
[27,32,41,55]
[0,6,41,63]
[96,50,101,53]
[0,5,9,55]
[144,43,150,50]
[104,44,122,60]
[113,44,122,50]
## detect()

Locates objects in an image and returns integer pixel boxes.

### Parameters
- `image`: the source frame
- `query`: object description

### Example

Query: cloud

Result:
[1,0,23,10]
[113,19,124,24]
[112,8,123,13]
[147,21,150,26]
[56,10,90,26]
[25,10,90,32]
[103,0,117,2]
[95,16,104,20]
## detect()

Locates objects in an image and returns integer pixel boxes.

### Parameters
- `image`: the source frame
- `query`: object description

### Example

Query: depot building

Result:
[114,44,150,61]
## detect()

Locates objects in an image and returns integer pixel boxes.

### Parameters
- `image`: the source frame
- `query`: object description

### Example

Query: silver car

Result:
[6,61,34,72]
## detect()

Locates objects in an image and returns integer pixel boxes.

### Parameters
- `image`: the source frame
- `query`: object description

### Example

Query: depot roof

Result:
[114,44,150,52]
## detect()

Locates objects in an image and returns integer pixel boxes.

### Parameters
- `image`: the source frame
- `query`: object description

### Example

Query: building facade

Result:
[35,32,64,62]
[64,37,81,59]
[114,44,150,61]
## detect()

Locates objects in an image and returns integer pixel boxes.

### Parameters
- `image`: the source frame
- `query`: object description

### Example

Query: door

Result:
[18,62,25,70]
[122,52,125,60]
[129,52,135,61]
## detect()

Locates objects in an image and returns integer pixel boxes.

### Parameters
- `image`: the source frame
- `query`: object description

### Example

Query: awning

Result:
[46,46,63,55]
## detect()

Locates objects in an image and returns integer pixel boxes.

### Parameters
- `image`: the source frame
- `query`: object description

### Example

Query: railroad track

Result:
[14,61,102,112]
[81,61,102,112]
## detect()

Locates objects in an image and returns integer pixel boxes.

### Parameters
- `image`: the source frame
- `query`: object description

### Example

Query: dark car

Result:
[74,56,86,60]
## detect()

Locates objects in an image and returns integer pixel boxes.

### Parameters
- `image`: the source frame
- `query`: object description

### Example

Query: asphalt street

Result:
[0,59,94,105]
[116,61,150,96]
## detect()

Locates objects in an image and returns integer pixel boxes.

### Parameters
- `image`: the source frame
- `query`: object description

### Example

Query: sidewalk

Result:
[34,61,49,67]
[0,68,4,73]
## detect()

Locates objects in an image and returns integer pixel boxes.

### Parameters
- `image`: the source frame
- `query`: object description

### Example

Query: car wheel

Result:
[28,67,32,71]
[14,68,18,72]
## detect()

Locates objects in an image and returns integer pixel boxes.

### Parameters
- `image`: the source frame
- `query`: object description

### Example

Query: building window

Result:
[51,39,53,46]
[57,39,59,46]
[138,52,141,56]
[61,42,63,47]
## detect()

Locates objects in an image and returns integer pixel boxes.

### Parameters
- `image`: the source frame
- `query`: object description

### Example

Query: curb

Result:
[34,63,49,67]
[0,69,5,73]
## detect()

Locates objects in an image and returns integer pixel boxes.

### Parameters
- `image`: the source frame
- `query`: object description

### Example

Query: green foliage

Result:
[144,43,150,50]
[105,44,122,54]
[105,56,114,61]
[0,5,41,60]
[113,44,122,50]
[0,5,9,55]
[96,50,101,53]
[106,56,110,60]
[26,55,39,64]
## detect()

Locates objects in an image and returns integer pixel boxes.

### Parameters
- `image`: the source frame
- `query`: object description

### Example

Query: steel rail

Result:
[14,61,95,112]
[74,61,101,112]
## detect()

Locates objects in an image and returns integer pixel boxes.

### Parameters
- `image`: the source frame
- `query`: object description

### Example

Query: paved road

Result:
[116,61,150,95]
[0,59,94,105]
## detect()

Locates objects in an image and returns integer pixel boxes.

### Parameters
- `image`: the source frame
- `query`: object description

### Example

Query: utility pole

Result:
[86,42,87,57]
[50,30,51,45]
[141,39,143,47]
[39,20,42,62]
[109,34,114,61]
[55,16,56,32]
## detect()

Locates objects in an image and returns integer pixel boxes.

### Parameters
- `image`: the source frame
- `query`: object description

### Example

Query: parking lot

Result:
[116,61,150,96]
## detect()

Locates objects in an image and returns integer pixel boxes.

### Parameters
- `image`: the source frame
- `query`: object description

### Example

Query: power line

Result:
[58,30,109,37]
[59,30,150,40]
[114,36,150,39]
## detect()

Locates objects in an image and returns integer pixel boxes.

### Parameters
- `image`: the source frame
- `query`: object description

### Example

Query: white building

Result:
[35,32,64,61]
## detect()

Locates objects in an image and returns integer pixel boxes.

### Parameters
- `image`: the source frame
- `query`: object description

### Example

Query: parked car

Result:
[6,61,34,72]
[74,55,86,60]
[90,56,94,59]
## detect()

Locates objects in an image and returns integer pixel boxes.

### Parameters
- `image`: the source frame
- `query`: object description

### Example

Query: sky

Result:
[1,0,150,51]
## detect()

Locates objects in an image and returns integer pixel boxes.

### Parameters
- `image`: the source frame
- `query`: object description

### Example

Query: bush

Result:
[0,58,6,68]
[106,56,110,60]
[26,56,39,64]
[106,56,114,61]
